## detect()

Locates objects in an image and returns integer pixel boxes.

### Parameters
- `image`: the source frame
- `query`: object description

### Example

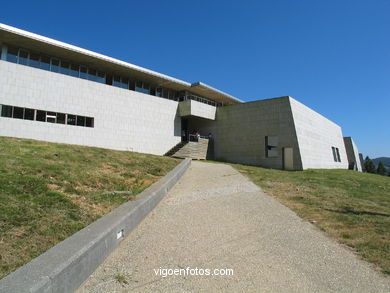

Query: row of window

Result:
[3,45,220,106]
[332,147,341,162]
[0,104,94,128]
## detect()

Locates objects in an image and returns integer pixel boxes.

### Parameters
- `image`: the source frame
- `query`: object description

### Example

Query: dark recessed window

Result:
[332,147,337,162]
[265,136,279,158]
[113,76,121,88]
[121,78,129,89]
[40,56,51,71]
[88,68,97,81]
[7,46,18,63]
[1,105,13,117]
[29,53,40,68]
[156,88,162,97]
[80,66,88,79]
[13,107,24,119]
[67,114,76,125]
[76,116,85,126]
[50,58,60,73]
[135,81,143,92]
[85,117,94,128]
[57,113,66,124]
[46,112,56,123]
[70,64,80,77]
[36,110,46,122]
[24,108,35,120]
[60,61,70,75]
[97,71,105,83]
[143,83,150,94]
[129,80,135,91]
[336,148,341,162]
[18,49,29,66]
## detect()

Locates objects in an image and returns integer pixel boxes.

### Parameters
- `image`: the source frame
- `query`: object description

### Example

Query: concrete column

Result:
[1,44,7,61]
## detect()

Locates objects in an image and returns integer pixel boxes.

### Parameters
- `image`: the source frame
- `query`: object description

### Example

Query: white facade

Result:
[0,61,181,155]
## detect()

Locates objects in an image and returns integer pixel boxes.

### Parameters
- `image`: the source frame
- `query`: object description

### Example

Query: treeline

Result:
[364,156,389,176]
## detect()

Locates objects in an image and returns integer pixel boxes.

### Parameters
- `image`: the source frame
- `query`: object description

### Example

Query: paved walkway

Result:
[77,161,390,293]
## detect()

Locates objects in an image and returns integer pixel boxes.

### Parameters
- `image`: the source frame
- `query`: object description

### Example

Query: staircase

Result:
[170,138,210,160]
[164,141,188,157]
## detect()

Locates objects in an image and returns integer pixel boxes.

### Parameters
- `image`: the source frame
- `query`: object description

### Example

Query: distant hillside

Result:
[372,157,390,169]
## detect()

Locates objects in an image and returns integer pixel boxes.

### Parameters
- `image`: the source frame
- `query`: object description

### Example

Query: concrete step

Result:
[172,138,209,160]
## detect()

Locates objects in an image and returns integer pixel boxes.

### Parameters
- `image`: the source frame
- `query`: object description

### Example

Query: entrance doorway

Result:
[283,147,294,170]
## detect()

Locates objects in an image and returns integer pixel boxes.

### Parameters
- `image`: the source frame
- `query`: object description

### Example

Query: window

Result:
[143,83,150,94]
[113,76,122,88]
[336,148,341,162]
[88,68,97,81]
[85,117,94,127]
[1,105,13,117]
[76,116,85,126]
[29,53,40,68]
[266,136,279,158]
[67,114,76,125]
[80,66,88,79]
[6,46,18,63]
[96,71,105,83]
[331,147,341,162]
[24,108,35,120]
[121,77,129,89]
[40,56,51,71]
[36,110,46,122]
[156,88,162,97]
[60,61,70,75]
[50,58,60,73]
[70,64,80,77]
[18,49,29,66]
[13,107,24,119]
[135,81,143,92]
[57,113,66,124]
[46,112,56,123]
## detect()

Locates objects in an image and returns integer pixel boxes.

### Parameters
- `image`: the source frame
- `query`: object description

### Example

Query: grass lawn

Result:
[0,137,180,279]
[231,163,390,274]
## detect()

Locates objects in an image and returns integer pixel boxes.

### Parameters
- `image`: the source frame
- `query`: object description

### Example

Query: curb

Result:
[0,158,191,293]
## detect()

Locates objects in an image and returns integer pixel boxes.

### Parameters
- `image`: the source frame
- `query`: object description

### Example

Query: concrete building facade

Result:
[0,23,359,171]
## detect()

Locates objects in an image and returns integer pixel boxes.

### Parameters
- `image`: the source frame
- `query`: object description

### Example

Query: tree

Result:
[377,161,386,176]
[364,156,376,174]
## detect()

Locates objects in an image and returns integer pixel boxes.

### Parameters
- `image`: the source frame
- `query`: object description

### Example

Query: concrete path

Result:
[77,161,390,293]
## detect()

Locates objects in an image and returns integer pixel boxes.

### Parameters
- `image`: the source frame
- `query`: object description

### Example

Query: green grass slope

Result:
[231,164,390,274]
[0,137,180,279]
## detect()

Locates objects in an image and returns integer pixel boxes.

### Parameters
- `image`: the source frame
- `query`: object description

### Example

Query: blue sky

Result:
[1,0,389,158]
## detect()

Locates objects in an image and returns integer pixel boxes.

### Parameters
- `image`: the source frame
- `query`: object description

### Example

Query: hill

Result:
[0,137,180,279]
[372,157,390,170]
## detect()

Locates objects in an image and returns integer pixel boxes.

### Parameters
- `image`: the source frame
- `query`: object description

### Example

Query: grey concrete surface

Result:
[77,161,390,293]
[0,158,191,293]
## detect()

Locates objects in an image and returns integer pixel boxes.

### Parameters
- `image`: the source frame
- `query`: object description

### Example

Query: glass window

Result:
[60,61,70,75]
[6,46,18,63]
[57,113,66,124]
[29,53,40,68]
[143,83,150,94]
[121,77,129,89]
[24,108,35,120]
[135,81,143,92]
[113,76,121,88]
[36,110,46,122]
[50,58,60,72]
[88,68,97,81]
[40,56,51,71]
[67,114,76,125]
[129,80,135,91]
[266,136,279,158]
[162,88,169,99]
[1,105,13,117]
[80,66,88,79]
[332,147,337,162]
[85,117,94,128]
[156,88,162,97]
[46,111,56,123]
[96,71,105,83]
[150,87,156,96]
[336,148,341,162]
[18,49,29,66]
[76,116,85,126]
[13,107,24,119]
[70,64,79,77]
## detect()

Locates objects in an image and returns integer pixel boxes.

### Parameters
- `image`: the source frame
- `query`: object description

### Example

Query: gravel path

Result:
[77,161,390,293]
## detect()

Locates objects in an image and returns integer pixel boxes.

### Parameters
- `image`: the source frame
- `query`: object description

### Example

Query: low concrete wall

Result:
[0,158,191,293]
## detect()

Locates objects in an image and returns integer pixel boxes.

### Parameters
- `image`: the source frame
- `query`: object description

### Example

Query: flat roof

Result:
[0,23,243,105]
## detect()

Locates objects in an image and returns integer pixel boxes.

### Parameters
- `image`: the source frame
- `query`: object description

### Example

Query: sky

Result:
[1,0,389,158]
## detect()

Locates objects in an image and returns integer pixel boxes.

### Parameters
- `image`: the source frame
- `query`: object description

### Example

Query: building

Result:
[0,23,359,171]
